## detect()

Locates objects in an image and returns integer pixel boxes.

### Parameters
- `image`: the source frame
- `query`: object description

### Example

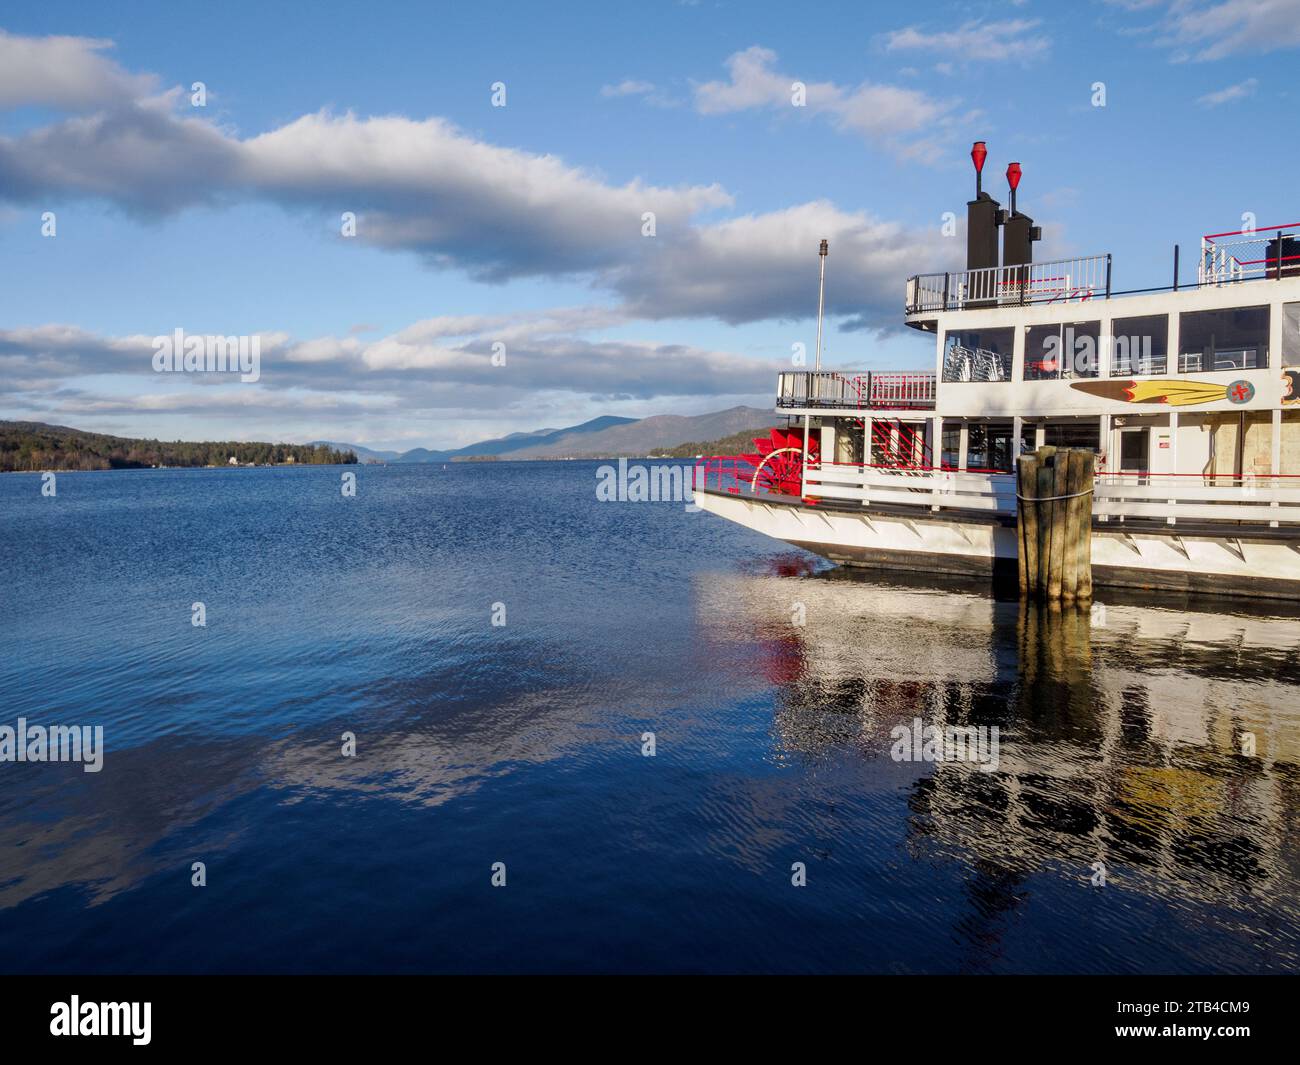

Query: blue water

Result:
[1,461,1298,973]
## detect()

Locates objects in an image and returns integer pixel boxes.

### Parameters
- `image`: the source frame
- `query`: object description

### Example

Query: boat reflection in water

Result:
[696,559,1300,968]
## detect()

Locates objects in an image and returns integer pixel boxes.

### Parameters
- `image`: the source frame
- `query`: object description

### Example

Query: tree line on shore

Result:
[648,427,772,459]
[0,422,357,472]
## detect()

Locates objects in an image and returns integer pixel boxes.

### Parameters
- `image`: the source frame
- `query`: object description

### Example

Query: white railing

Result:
[804,465,1016,511]
[906,254,1110,314]
[799,466,1300,525]
[1094,475,1300,525]
[775,371,936,410]
[1200,224,1300,285]
[777,371,867,408]
[905,274,948,315]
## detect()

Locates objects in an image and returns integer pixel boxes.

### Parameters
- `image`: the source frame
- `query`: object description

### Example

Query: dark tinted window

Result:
[941,426,961,469]
[966,423,1015,472]
[1178,306,1269,372]
[1024,321,1101,379]
[1043,423,1101,450]
[1112,314,1168,375]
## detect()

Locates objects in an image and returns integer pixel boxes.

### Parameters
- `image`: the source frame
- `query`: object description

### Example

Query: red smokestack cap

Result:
[1006,162,1022,190]
[971,141,987,173]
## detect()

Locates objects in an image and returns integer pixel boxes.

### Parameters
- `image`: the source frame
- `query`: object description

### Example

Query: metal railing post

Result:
[1104,254,1112,300]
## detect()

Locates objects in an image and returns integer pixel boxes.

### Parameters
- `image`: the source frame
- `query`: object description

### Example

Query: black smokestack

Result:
[1001,161,1041,268]
[966,141,1000,274]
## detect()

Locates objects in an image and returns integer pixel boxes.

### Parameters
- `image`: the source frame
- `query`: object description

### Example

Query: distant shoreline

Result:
[0,422,357,474]
[2,416,770,472]
[0,461,359,474]
[0,455,701,474]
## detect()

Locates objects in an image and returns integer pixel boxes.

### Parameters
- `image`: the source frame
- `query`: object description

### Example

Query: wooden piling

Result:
[1076,450,1095,602]
[1017,452,1037,595]
[1061,450,1083,600]
[1016,446,1094,602]
[1048,449,1069,601]
[1035,446,1055,600]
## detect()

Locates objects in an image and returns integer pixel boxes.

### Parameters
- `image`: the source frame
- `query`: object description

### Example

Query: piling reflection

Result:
[1016,599,1094,724]
[697,562,1300,919]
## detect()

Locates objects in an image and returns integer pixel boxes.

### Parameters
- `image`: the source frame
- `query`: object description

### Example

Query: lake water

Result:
[1,460,1298,973]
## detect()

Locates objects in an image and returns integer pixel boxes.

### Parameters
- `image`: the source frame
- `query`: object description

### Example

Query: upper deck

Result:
[905,253,1110,324]
[778,223,1300,423]
[905,223,1299,328]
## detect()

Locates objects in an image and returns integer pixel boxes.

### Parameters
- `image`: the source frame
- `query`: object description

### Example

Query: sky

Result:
[1,0,1298,450]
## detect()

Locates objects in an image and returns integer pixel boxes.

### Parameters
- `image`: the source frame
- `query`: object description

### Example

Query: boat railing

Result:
[1200,223,1300,285]
[697,458,1300,526]
[776,370,936,410]
[693,454,765,497]
[804,462,1016,512]
[1094,472,1300,526]
[906,254,1110,315]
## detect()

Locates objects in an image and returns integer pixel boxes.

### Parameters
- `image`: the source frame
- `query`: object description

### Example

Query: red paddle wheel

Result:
[743,427,820,498]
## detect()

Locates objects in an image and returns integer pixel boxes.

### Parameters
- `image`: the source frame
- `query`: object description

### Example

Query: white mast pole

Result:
[802,239,828,500]
[815,239,828,372]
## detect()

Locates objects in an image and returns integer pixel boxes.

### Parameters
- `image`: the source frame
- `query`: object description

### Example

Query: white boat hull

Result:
[697,488,1300,599]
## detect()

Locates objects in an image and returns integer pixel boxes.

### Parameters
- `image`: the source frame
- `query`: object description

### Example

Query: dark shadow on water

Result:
[810,559,1300,620]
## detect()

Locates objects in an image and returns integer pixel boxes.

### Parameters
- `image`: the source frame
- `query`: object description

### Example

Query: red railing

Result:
[693,452,830,498]
[694,454,763,496]
[869,418,932,467]
[868,373,937,408]
[1201,222,1300,284]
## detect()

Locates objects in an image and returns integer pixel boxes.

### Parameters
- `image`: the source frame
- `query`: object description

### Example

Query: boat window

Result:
[941,328,1013,382]
[1283,303,1300,367]
[1043,423,1101,451]
[1118,428,1150,482]
[1178,306,1269,372]
[941,425,961,469]
[1111,314,1168,376]
[966,423,1015,472]
[834,422,864,465]
[1023,321,1101,380]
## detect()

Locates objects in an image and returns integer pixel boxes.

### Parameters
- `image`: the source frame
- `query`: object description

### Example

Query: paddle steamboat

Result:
[695,143,1300,599]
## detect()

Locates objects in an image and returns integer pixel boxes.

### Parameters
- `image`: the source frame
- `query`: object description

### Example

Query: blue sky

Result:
[2,0,1298,449]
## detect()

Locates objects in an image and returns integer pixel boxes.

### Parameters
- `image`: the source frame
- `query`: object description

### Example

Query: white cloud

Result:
[613,199,959,330]
[600,79,656,97]
[1110,0,1300,61]
[599,78,681,108]
[0,100,732,277]
[241,110,731,279]
[1165,0,1300,60]
[880,19,1051,63]
[1197,77,1258,106]
[0,33,952,330]
[0,308,782,413]
[0,29,156,109]
[692,46,956,158]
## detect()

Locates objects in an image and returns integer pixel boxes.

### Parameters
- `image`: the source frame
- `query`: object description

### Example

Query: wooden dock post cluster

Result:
[1016,447,1095,601]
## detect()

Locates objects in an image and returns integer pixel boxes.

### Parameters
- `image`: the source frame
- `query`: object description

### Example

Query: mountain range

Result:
[317,406,774,463]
